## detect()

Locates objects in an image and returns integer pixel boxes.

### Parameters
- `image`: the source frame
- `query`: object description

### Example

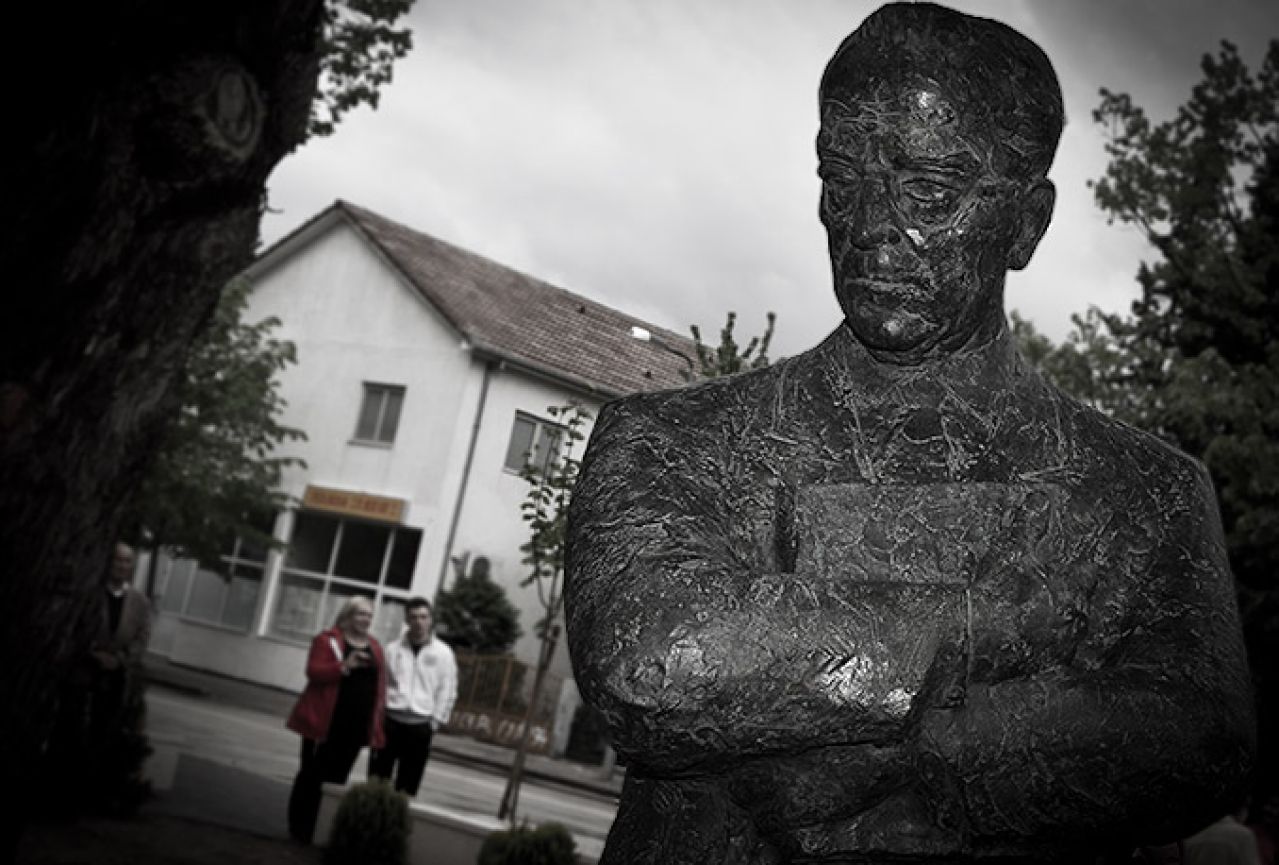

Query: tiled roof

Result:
[330,201,695,398]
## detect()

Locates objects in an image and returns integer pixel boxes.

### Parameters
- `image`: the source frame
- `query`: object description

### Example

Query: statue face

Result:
[818,76,1050,364]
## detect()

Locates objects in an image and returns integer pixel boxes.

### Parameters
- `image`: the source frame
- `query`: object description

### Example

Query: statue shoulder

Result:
[593,359,796,446]
[1047,388,1216,506]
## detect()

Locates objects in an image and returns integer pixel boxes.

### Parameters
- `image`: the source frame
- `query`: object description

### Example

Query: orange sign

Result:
[302,485,406,524]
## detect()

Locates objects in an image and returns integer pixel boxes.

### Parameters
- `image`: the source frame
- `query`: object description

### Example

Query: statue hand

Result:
[724,743,911,833]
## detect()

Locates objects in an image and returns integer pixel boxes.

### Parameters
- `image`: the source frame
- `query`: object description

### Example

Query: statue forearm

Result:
[921,473,1260,847]
[584,616,865,774]
[919,665,1255,846]
[573,567,965,776]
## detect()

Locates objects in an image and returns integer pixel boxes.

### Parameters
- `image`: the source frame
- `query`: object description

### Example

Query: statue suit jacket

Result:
[565,325,1255,864]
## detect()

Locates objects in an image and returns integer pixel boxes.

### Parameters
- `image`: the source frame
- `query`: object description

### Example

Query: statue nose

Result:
[856,220,902,250]
[853,185,902,250]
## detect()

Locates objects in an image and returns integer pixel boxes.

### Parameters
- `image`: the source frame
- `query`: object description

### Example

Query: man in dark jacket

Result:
[44,541,152,813]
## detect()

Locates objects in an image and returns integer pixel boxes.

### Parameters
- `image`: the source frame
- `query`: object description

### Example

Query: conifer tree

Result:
[435,557,522,655]
[686,311,777,380]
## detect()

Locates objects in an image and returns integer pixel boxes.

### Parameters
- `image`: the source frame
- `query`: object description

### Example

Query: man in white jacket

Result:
[369,597,457,796]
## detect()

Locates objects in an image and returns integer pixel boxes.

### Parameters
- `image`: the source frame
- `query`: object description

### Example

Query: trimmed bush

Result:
[564,702,610,765]
[325,779,410,865]
[478,821,577,865]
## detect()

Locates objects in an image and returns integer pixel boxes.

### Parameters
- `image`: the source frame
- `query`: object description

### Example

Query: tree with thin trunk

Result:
[121,277,307,596]
[498,403,592,822]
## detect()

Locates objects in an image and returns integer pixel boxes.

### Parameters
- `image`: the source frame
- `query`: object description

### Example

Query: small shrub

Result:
[325,779,409,865]
[437,556,523,654]
[564,702,610,765]
[478,821,577,865]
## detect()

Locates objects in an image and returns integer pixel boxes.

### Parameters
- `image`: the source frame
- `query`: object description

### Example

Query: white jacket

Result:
[383,632,458,727]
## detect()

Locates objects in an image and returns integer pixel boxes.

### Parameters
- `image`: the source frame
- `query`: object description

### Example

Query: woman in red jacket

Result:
[285,595,387,844]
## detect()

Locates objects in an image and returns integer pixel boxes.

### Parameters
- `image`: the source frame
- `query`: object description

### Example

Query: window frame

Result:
[352,382,406,446]
[269,511,423,645]
[163,535,269,633]
[502,411,564,475]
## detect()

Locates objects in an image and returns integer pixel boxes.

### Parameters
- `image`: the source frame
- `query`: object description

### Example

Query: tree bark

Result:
[0,1,324,848]
[499,623,560,821]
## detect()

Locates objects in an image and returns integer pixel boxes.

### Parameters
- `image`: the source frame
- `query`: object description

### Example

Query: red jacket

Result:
[286,626,387,748]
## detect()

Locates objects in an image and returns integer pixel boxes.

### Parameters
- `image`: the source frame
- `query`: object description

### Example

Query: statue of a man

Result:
[565,4,1255,863]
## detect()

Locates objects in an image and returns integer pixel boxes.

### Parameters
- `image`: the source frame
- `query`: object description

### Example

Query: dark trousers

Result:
[43,666,130,811]
[287,736,364,844]
[368,716,434,797]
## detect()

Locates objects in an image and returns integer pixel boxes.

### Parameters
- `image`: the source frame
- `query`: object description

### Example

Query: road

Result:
[144,688,618,849]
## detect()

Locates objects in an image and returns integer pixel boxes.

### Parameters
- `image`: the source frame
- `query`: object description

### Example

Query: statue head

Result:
[817,2,1062,364]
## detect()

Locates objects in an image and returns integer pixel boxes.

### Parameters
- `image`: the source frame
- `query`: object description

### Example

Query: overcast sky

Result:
[261,0,1276,358]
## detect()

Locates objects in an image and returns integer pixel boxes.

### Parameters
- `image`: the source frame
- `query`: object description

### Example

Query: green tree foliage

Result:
[563,702,611,766]
[436,556,523,654]
[479,822,577,865]
[1007,309,1054,369]
[1015,302,1279,798]
[517,404,592,627]
[1009,308,1152,422]
[325,779,409,865]
[1016,37,1279,797]
[1089,39,1279,596]
[311,0,416,137]
[687,311,777,380]
[122,278,306,578]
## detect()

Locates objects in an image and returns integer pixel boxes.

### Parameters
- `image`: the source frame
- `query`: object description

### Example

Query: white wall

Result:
[169,624,309,692]
[247,221,484,603]
[445,365,602,678]
[157,216,611,707]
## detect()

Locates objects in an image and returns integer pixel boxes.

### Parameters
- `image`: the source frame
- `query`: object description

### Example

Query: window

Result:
[159,535,269,632]
[503,412,563,474]
[353,383,405,445]
[269,511,423,644]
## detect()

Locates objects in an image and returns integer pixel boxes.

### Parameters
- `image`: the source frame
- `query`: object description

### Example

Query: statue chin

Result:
[843,305,940,364]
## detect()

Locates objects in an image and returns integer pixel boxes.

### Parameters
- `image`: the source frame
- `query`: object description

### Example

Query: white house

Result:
[146,200,692,704]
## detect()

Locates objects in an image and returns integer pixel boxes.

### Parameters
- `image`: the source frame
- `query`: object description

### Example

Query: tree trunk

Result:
[499,623,560,822]
[0,1,324,850]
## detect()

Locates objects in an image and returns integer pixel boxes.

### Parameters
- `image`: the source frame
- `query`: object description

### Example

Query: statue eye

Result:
[818,158,862,185]
[901,177,958,204]
[821,184,858,217]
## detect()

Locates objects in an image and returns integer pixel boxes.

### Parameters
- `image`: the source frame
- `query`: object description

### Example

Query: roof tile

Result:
[336,201,694,397]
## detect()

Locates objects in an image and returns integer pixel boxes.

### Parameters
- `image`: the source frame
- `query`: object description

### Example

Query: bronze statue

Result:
[565,4,1255,863]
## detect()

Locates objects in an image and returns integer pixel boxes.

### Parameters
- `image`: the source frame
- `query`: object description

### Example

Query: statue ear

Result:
[1008,179,1055,271]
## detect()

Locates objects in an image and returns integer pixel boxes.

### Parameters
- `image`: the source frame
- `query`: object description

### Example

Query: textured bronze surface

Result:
[564,4,1255,863]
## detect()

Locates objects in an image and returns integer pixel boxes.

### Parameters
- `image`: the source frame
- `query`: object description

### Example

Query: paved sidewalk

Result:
[143,653,625,800]
[150,753,294,840]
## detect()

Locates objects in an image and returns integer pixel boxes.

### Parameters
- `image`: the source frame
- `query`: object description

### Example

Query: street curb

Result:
[145,664,622,800]
[429,743,620,800]
[147,676,209,699]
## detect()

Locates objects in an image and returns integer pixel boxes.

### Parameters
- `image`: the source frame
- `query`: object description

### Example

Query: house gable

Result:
[253,201,696,398]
